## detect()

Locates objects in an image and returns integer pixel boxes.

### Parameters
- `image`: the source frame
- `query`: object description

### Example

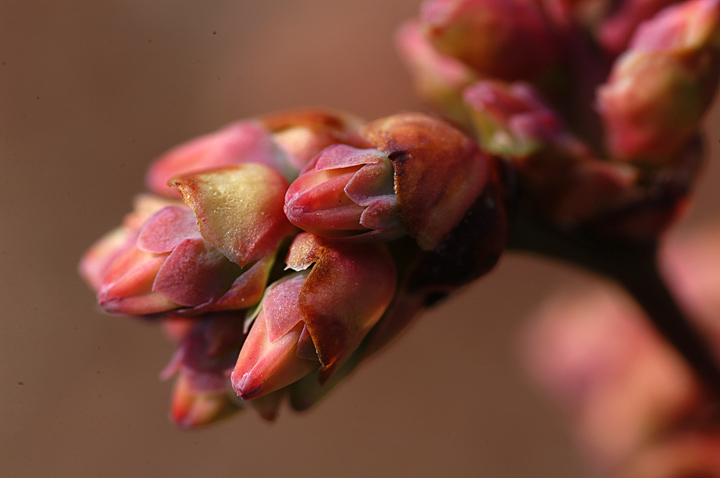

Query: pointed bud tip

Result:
[232,371,265,401]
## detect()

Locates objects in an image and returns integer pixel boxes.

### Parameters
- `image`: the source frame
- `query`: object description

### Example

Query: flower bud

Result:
[259,108,367,171]
[162,314,246,428]
[420,0,562,80]
[169,372,241,429]
[287,112,491,251]
[170,163,296,267]
[232,233,396,400]
[162,314,247,390]
[94,204,276,315]
[79,194,180,291]
[464,80,576,157]
[231,273,320,400]
[146,109,365,197]
[597,0,720,164]
[284,144,403,240]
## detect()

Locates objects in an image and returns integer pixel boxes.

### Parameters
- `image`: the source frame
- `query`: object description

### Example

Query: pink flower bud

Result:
[395,20,477,118]
[94,204,275,315]
[597,0,720,164]
[162,314,247,391]
[463,80,575,157]
[259,108,367,170]
[170,163,296,267]
[146,109,366,197]
[284,144,403,240]
[79,195,180,291]
[232,233,396,400]
[231,273,320,400]
[163,314,246,428]
[147,121,288,198]
[420,0,562,80]
[169,372,240,429]
[286,113,493,251]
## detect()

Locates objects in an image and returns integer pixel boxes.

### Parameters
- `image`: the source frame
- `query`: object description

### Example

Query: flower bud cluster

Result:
[81,109,507,426]
[80,0,720,432]
[399,0,720,241]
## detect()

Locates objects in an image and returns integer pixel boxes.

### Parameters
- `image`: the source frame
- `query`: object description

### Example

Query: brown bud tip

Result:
[363,113,490,250]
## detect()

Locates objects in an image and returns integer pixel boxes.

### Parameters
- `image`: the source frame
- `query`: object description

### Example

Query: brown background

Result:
[1,1,719,477]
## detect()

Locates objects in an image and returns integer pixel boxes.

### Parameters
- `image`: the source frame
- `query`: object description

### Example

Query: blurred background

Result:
[1,1,719,477]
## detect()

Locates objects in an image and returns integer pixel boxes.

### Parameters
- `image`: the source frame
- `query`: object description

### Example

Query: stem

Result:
[508,216,720,397]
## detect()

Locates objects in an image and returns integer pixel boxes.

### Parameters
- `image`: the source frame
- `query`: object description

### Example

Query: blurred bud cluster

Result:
[523,228,720,477]
[401,0,720,240]
[80,3,720,473]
